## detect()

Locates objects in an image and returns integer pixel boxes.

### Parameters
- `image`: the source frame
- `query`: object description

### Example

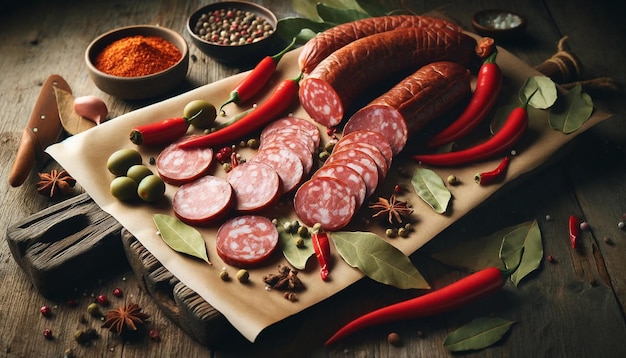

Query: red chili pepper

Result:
[325,251,523,345]
[312,232,331,281]
[129,117,189,146]
[426,51,502,148]
[178,72,303,149]
[569,215,580,249]
[218,37,296,114]
[412,89,536,166]
[474,156,510,185]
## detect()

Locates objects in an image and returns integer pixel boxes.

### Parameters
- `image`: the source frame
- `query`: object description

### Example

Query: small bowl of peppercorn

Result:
[186,1,282,65]
[471,10,527,41]
[85,25,189,100]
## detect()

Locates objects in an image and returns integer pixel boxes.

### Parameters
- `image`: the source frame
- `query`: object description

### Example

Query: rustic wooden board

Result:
[5,193,125,298]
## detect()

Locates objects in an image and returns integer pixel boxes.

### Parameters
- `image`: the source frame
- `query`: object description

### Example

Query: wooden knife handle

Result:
[8,75,70,187]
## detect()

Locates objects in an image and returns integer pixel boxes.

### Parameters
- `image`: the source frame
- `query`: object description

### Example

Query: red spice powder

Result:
[95,35,182,77]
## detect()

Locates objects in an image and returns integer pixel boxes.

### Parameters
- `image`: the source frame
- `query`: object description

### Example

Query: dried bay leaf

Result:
[331,231,430,289]
[444,317,515,352]
[54,87,96,135]
[411,167,451,214]
[153,214,211,264]
[499,220,543,286]
[549,84,594,134]
[277,226,314,270]
[520,75,557,109]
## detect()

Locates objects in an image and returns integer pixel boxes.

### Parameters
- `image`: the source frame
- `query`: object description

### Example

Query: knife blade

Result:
[8,74,70,187]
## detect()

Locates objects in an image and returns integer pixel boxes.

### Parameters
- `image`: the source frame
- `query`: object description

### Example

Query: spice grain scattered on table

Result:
[95,35,181,77]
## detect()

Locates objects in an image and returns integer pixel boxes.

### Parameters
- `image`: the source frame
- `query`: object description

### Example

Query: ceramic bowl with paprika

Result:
[186,1,284,65]
[85,25,189,100]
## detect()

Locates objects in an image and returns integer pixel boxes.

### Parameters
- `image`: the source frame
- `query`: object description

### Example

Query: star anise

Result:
[101,302,150,336]
[369,194,414,224]
[36,169,76,198]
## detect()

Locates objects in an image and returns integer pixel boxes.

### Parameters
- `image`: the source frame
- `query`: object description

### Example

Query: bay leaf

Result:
[317,3,368,23]
[278,226,314,270]
[499,220,543,286]
[411,167,451,214]
[548,84,594,134]
[331,231,430,289]
[444,317,515,352]
[520,75,557,109]
[153,214,210,264]
[54,87,96,135]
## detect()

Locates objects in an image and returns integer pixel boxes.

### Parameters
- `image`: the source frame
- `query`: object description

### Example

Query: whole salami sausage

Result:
[299,27,477,128]
[294,176,357,231]
[215,215,279,267]
[298,15,462,73]
[172,175,234,226]
[344,61,472,155]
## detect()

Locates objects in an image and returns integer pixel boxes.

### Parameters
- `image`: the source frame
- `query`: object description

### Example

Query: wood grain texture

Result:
[0,0,625,357]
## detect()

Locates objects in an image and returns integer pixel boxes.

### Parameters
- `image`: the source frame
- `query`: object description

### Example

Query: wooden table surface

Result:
[1,0,625,357]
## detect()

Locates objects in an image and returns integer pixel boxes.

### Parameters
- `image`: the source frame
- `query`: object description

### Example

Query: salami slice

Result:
[332,143,388,180]
[261,117,321,148]
[156,142,214,185]
[294,176,357,231]
[313,163,367,207]
[252,146,304,193]
[325,149,379,197]
[172,176,234,226]
[259,128,316,154]
[259,141,315,176]
[334,130,394,168]
[215,215,279,267]
[227,161,281,213]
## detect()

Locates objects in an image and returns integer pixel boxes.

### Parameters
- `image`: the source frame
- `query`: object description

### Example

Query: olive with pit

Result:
[183,100,216,129]
[127,164,153,183]
[107,149,142,176]
[110,176,138,201]
[137,175,166,202]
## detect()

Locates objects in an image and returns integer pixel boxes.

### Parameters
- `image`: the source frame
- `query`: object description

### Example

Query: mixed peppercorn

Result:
[192,8,274,46]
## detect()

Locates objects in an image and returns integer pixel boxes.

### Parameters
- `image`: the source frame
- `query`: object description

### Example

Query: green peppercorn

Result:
[447,174,458,185]
[312,223,322,234]
[247,138,259,149]
[219,269,230,281]
[294,237,305,248]
[297,225,309,237]
[87,302,102,317]
[318,151,330,161]
[282,221,293,233]
[404,223,413,232]
[398,227,409,238]
[236,269,249,282]
[385,228,398,238]
[324,141,335,152]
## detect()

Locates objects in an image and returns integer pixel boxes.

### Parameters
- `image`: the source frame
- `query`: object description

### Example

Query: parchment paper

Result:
[47,44,611,342]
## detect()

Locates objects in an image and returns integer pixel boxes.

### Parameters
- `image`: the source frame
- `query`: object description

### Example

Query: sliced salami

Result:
[227,161,281,213]
[334,130,394,168]
[332,143,388,180]
[294,176,357,231]
[215,215,279,267]
[325,149,379,197]
[261,116,321,148]
[252,146,304,193]
[260,127,317,154]
[156,142,213,186]
[172,175,234,226]
[259,141,315,176]
[313,163,367,207]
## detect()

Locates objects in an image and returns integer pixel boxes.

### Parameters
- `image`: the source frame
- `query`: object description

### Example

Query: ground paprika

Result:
[95,35,181,77]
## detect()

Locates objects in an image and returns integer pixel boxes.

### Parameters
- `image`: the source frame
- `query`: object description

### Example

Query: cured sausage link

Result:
[298,15,462,73]
[344,61,472,155]
[299,27,477,128]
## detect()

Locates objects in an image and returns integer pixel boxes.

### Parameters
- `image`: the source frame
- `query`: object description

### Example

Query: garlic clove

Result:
[73,95,109,125]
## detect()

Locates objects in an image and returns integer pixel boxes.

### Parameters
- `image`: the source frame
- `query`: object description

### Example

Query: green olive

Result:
[183,100,216,129]
[137,175,166,202]
[110,176,138,201]
[127,164,153,183]
[107,149,142,176]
